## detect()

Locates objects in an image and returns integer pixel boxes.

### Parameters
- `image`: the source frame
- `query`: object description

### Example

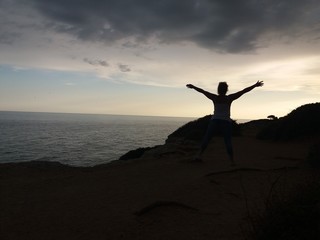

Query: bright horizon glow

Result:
[1,1,320,120]
[0,110,196,120]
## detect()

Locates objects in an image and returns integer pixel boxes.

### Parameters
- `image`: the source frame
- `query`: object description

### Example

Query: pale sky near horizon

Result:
[1,0,320,120]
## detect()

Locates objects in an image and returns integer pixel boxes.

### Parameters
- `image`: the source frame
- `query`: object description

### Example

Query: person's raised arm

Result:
[229,81,264,100]
[186,84,216,100]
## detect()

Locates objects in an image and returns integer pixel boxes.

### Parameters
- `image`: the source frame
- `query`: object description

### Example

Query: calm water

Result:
[0,111,192,166]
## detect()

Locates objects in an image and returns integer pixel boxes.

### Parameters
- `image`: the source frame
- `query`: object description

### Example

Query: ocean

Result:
[0,111,193,167]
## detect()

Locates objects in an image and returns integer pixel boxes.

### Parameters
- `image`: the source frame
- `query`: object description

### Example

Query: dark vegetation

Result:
[249,181,320,240]
[166,115,241,143]
[120,103,320,162]
[240,119,271,135]
[117,103,320,238]
[248,102,320,239]
[118,115,240,160]
[257,103,320,141]
[307,142,320,168]
[267,115,278,120]
[119,146,158,160]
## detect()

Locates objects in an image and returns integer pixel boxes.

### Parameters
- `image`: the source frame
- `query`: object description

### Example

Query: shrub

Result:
[166,115,241,143]
[249,182,320,240]
[257,103,320,140]
[307,142,320,168]
[119,146,156,160]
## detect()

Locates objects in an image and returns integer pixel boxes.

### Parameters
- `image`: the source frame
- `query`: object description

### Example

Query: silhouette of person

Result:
[186,80,264,164]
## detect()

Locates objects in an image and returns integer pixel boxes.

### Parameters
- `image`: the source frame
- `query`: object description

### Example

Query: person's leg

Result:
[222,121,234,164]
[196,120,216,160]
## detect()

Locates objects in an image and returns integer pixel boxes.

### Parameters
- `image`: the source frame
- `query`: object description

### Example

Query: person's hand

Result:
[255,80,264,87]
[186,84,194,89]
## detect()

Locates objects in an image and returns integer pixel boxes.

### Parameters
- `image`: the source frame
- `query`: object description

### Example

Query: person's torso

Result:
[212,95,233,121]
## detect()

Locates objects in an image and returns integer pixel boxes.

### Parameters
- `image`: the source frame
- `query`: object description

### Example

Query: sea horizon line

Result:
[0,110,252,123]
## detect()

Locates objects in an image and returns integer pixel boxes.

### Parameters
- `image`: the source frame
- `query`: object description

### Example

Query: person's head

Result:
[217,82,228,95]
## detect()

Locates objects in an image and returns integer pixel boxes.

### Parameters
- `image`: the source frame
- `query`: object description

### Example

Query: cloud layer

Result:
[15,0,319,53]
[1,0,320,91]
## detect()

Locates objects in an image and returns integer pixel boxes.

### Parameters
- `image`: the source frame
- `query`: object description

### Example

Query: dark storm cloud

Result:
[26,0,320,52]
[0,32,21,45]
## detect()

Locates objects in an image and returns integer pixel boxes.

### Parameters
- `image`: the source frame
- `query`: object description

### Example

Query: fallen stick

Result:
[134,200,199,216]
[205,166,298,177]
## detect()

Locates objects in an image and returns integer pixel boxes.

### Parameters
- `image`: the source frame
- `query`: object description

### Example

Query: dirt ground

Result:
[1,134,318,240]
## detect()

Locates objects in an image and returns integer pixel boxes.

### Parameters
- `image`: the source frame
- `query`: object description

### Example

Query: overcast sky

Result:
[1,0,320,119]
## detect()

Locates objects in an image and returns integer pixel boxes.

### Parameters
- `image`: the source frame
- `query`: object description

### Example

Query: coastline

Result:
[0,111,192,167]
[1,125,318,239]
[2,102,320,239]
